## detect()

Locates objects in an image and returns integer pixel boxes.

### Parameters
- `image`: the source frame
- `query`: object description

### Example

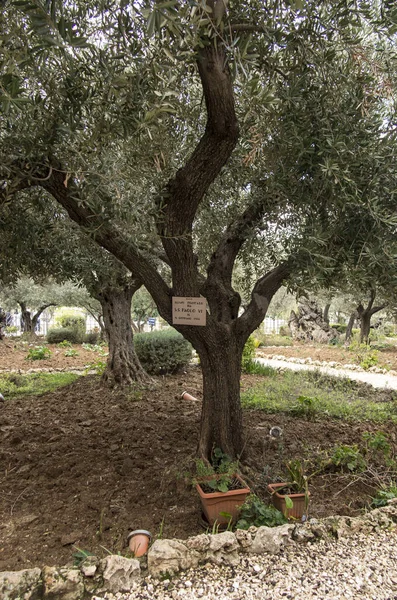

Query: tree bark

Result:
[188,327,244,459]
[323,303,331,325]
[19,302,55,335]
[19,302,33,334]
[357,290,387,345]
[96,283,148,387]
[288,300,339,343]
[344,311,357,345]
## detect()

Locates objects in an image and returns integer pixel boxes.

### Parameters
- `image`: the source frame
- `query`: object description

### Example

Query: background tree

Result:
[0,277,74,335]
[0,192,148,385]
[131,288,158,333]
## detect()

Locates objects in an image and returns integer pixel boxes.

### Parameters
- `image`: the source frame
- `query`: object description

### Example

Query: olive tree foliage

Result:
[1,0,397,457]
[0,277,77,334]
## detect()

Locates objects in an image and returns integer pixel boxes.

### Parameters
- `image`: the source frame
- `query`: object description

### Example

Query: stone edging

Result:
[2,504,397,600]
[256,351,397,375]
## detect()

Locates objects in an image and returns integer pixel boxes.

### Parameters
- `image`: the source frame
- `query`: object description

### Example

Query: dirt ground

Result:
[258,341,397,371]
[0,340,102,372]
[1,340,397,572]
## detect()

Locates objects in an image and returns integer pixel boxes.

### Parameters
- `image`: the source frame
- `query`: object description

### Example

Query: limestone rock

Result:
[80,555,99,578]
[249,524,294,554]
[43,566,84,600]
[292,524,316,543]
[0,568,42,600]
[205,532,239,566]
[234,528,253,549]
[186,533,210,552]
[148,539,200,578]
[100,555,140,594]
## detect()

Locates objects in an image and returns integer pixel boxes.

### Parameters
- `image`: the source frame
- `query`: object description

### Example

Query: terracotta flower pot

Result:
[268,482,309,520]
[127,529,152,557]
[196,474,250,526]
[181,391,199,401]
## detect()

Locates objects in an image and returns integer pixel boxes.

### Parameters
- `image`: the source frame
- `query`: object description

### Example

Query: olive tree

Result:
[1,0,396,457]
[0,193,149,385]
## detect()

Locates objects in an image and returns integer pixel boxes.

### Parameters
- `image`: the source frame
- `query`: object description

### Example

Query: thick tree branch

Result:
[15,166,175,323]
[236,261,291,337]
[159,40,239,294]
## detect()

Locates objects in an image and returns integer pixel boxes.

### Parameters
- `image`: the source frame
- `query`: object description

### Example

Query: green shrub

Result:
[382,324,395,337]
[64,349,79,357]
[84,331,100,344]
[371,483,397,507]
[134,329,192,374]
[331,323,347,334]
[57,314,85,330]
[278,325,291,337]
[242,336,256,373]
[291,395,319,420]
[47,327,84,344]
[236,495,287,529]
[57,340,72,348]
[26,346,52,361]
[330,444,366,472]
[5,325,18,334]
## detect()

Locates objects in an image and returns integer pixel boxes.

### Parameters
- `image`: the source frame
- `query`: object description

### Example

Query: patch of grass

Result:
[241,369,397,423]
[0,372,80,398]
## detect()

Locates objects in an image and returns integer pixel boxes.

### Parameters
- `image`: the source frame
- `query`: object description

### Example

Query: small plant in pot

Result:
[194,448,250,527]
[268,459,310,520]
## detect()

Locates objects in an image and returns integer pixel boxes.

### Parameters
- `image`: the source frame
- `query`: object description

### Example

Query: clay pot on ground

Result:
[127,529,152,557]
[196,474,250,526]
[268,482,310,520]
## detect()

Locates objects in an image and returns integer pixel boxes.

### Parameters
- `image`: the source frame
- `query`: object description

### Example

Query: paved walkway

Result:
[256,357,397,390]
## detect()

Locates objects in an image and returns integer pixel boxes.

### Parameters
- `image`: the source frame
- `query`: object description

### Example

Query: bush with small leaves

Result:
[47,327,84,344]
[134,329,192,374]
[84,331,100,344]
[57,340,72,348]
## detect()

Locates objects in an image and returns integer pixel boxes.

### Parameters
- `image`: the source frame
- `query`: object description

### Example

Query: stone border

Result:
[2,504,397,600]
[256,352,397,375]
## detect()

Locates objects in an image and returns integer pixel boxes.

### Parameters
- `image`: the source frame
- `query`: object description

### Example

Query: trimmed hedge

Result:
[84,331,100,344]
[47,327,84,344]
[134,329,192,374]
[57,315,85,330]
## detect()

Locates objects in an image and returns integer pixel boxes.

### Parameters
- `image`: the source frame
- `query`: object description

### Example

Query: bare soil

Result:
[258,340,397,371]
[1,341,397,572]
[0,340,102,372]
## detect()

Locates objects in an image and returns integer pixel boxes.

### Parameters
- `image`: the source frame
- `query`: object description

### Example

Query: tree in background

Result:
[0,192,149,386]
[132,288,158,333]
[0,277,74,335]
[1,1,396,456]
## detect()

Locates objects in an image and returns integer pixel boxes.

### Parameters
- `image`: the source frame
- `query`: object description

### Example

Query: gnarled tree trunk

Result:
[95,281,149,387]
[19,301,55,336]
[344,311,357,346]
[191,329,244,459]
[288,300,339,344]
[357,290,387,345]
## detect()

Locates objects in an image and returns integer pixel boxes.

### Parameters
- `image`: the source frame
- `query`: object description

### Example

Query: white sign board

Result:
[172,296,206,326]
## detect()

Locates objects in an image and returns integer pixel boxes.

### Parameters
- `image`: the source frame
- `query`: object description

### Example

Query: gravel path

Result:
[256,357,397,390]
[93,530,397,600]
